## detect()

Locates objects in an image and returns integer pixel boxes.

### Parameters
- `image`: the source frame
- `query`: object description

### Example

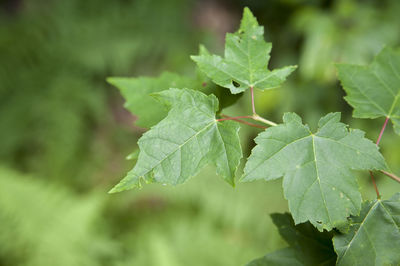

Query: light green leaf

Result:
[337,47,400,134]
[107,72,193,128]
[107,65,242,128]
[333,193,400,266]
[126,149,139,160]
[247,213,336,266]
[191,7,296,94]
[242,112,387,230]
[110,89,242,193]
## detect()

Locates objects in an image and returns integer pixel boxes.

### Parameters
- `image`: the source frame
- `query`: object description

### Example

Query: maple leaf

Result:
[109,89,242,192]
[242,112,387,230]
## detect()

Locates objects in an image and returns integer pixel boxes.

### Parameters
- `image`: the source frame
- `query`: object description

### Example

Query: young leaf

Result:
[333,193,400,266]
[242,112,387,231]
[337,47,400,135]
[247,213,336,266]
[191,7,296,94]
[109,89,242,193]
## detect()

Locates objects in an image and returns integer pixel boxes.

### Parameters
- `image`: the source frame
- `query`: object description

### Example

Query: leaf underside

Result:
[333,193,400,266]
[191,7,296,94]
[242,112,387,231]
[337,47,400,135]
[109,88,242,193]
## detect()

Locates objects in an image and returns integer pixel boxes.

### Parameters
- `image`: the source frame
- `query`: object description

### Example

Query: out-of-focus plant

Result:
[293,0,400,83]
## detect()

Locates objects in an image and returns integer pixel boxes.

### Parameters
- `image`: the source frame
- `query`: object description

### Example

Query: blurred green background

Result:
[1,0,399,265]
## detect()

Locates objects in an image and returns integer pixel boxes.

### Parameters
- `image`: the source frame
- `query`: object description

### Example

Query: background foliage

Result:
[0,0,399,265]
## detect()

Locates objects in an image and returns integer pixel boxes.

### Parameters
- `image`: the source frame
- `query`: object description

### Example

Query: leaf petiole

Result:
[380,170,400,184]
[217,115,267,129]
[252,114,277,127]
[249,86,278,127]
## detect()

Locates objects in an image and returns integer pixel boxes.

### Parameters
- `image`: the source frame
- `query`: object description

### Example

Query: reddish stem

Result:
[217,115,267,129]
[376,116,389,146]
[369,171,380,199]
[369,116,389,198]
[250,86,256,114]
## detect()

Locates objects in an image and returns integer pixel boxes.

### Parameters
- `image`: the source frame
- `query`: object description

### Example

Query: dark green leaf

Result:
[333,193,400,266]
[247,213,336,266]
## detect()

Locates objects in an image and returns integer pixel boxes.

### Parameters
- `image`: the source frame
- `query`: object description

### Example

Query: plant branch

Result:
[217,115,267,129]
[249,86,278,127]
[380,170,400,183]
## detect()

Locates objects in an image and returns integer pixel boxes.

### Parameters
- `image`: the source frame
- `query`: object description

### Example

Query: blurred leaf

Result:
[293,0,400,82]
[247,248,304,266]
[107,72,194,128]
[0,167,114,266]
[337,47,400,135]
[247,213,336,266]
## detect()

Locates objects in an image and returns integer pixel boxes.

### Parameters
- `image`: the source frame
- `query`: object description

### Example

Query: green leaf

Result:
[333,193,400,266]
[242,112,387,230]
[247,213,336,266]
[196,45,244,112]
[337,47,400,135]
[107,66,242,128]
[107,72,193,128]
[110,89,242,193]
[191,7,296,94]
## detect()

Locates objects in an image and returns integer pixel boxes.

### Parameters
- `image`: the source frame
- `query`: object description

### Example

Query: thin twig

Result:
[369,118,391,198]
[252,114,278,127]
[217,115,267,129]
[370,116,391,198]
[249,86,278,127]
[217,115,253,122]
[376,116,389,146]
[380,170,400,183]
[369,171,380,199]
